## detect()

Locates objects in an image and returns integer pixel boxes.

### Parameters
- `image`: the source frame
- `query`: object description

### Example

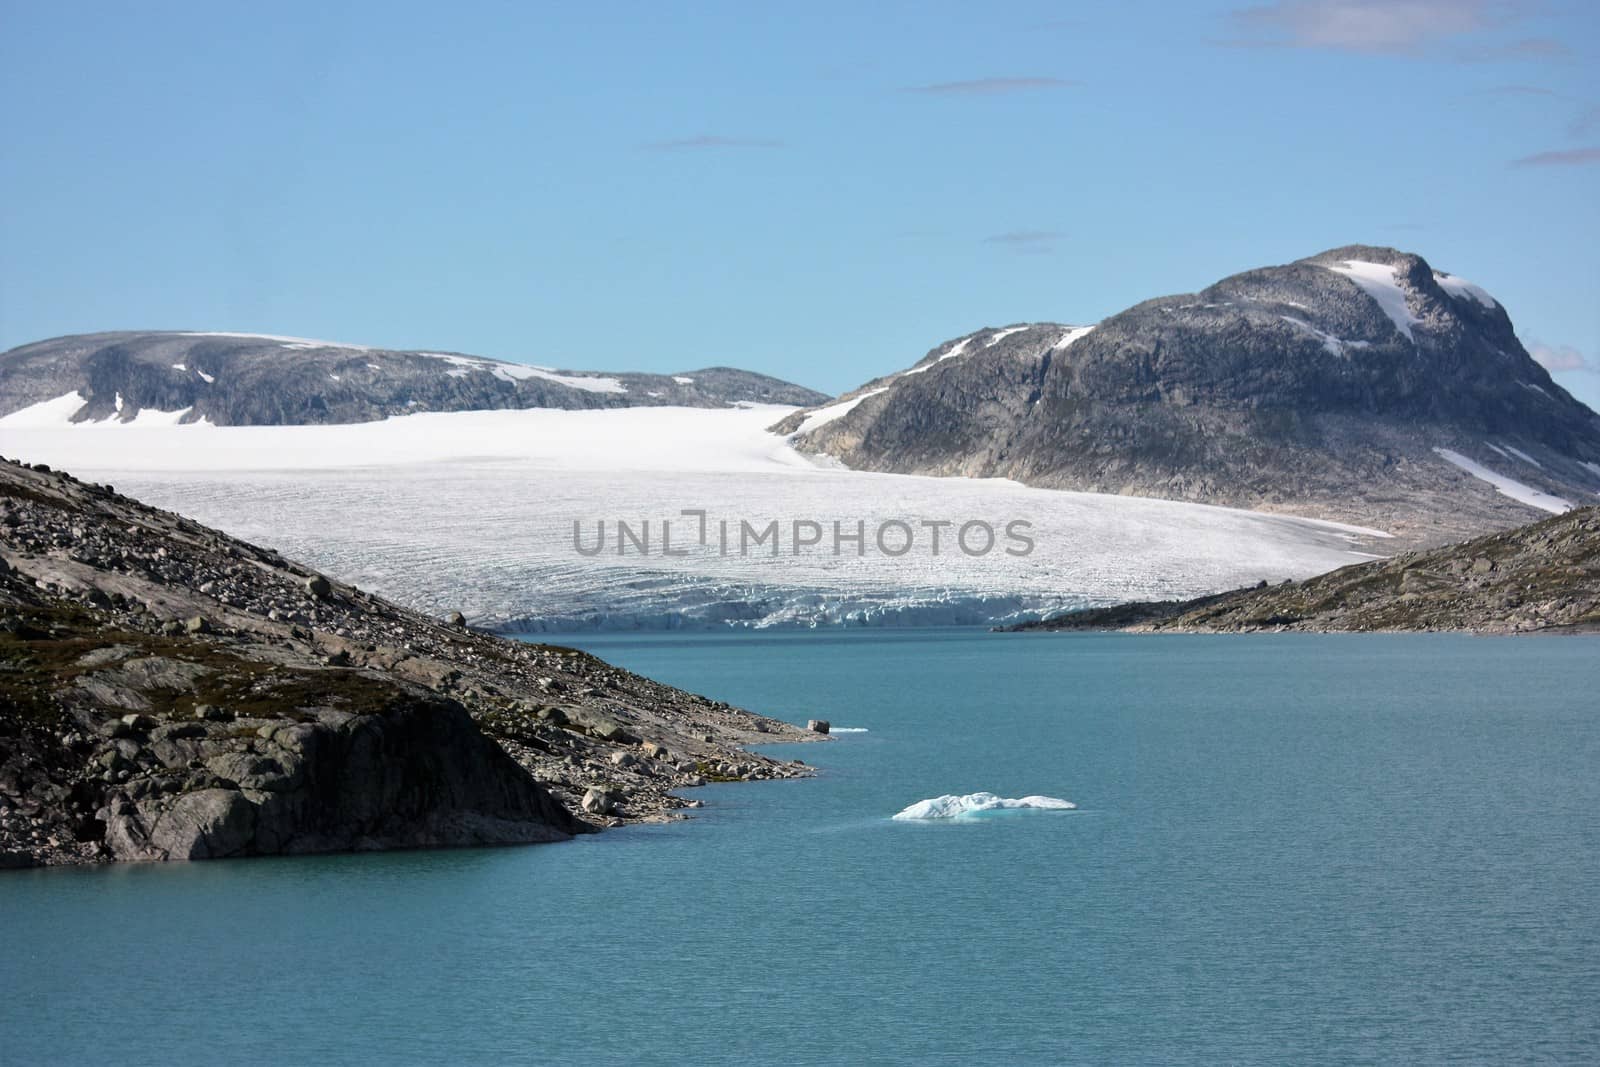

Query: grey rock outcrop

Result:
[0,331,829,426]
[0,457,817,868]
[1006,505,1600,634]
[777,247,1600,545]
[96,692,578,861]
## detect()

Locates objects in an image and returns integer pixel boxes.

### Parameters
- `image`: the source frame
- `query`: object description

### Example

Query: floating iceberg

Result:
[891,792,1076,821]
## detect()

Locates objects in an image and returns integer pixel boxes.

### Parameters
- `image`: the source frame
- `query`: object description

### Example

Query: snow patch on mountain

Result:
[1051,325,1097,350]
[418,352,627,393]
[1433,272,1497,308]
[1279,316,1370,356]
[901,337,972,377]
[1501,445,1542,469]
[0,392,209,430]
[0,391,88,427]
[181,331,371,351]
[416,355,627,396]
[123,406,197,428]
[1323,261,1422,341]
[1434,449,1569,514]
[984,326,1030,347]
[794,389,886,434]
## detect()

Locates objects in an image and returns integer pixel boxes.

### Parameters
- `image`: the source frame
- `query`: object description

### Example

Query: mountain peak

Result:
[0,331,829,426]
[777,248,1600,545]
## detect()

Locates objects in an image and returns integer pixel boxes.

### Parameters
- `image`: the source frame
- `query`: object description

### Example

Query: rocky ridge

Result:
[776,247,1600,545]
[0,458,814,867]
[1005,505,1600,634]
[0,330,829,425]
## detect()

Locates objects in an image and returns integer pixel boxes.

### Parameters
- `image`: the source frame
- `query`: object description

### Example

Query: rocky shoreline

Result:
[1004,506,1600,635]
[0,457,819,868]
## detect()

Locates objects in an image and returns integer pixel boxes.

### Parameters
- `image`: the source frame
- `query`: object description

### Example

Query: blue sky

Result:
[2,0,1596,405]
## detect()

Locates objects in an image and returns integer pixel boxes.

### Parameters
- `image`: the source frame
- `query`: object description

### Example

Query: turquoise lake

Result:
[3,631,1598,1064]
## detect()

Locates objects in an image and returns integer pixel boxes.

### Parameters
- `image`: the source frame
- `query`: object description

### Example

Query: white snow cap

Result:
[1322,261,1422,342]
[1052,325,1096,350]
[1432,272,1497,309]
[901,336,972,377]
[793,388,886,434]
[180,331,371,351]
[984,325,1030,347]
[417,352,627,394]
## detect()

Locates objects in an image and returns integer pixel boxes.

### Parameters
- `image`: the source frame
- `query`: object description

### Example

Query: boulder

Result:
[807,719,831,735]
[610,751,638,769]
[146,788,258,860]
[446,611,467,628]
[305,574,332,599]
[585,716,635,744]
[581,787,617,815]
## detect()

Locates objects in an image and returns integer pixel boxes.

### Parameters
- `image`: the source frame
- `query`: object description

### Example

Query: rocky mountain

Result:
[1005,505,1600,634]
[0,456,812,867]
[0,331,829,425]
[775,247,1600,545]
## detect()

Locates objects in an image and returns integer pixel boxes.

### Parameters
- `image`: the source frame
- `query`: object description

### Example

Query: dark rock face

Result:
[1007,505,1600,634]
[98,693,579,862]
[0,331,828,425]
[779,247,1600,543]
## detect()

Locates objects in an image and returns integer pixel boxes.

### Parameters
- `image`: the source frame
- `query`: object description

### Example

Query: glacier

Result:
[0,398,1389,630]
[892,793,1077,820]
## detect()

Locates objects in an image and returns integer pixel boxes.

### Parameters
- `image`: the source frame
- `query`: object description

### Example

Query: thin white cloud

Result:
[1478,84,1557,97]
[1569,105,1600,138]
[907,77,1080,95]
[1224,0,1544,56]
[1458,36,1571,61]
[1527,341,1593,373]
[1511,147,1600,167]
[641,135,782,152]
[984,230,1067,254]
